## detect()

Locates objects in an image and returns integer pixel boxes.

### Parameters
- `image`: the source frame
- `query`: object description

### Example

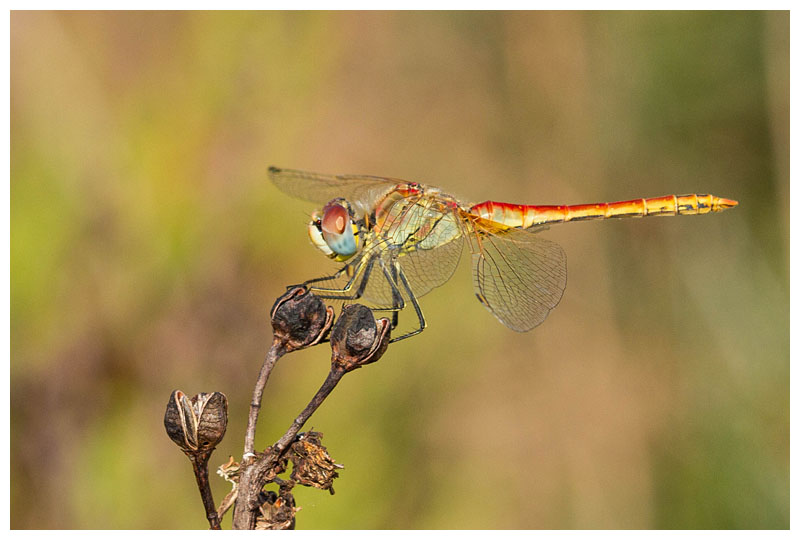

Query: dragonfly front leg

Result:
[301,266,349,288]
[305,254,377,301]
[299,249,370,298]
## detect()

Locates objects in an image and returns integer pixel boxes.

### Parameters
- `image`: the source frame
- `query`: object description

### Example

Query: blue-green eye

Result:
[321,202,358,260]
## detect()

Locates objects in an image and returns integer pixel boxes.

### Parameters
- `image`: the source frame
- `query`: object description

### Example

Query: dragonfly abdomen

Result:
[470,194,738,228]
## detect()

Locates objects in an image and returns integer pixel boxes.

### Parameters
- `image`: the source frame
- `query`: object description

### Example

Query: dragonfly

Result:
[269,166,737,342]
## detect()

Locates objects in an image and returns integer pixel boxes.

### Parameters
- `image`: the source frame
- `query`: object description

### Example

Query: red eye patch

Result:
[321,203,349,234]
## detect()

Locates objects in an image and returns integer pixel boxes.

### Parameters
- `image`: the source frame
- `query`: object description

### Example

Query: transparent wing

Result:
[269,166,403,210]
[400,233,464,300]
[471,226,567,332]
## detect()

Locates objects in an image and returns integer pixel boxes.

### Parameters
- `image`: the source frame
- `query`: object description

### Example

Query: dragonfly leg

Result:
[283,264,350,292]
[389,260,401,329]
[339,255,384,303]
[302,266,348,287]
[307,254,380,301]
[367,257,406,328]
[294,257,378,346]
[300,252,423,342]
[303,254,370,298]
[386,262,426,343]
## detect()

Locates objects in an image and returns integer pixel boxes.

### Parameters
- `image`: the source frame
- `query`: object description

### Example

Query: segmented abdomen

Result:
[470,194,738,229]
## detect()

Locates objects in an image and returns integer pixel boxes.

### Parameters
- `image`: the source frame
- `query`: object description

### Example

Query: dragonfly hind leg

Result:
[382,260,426,343]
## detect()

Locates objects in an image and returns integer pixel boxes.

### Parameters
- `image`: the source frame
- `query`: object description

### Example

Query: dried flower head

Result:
[290,431,343,494]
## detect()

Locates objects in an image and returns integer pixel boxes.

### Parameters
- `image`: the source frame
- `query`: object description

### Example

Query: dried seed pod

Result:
[164,390,228,454]
[271,287,335,352]
[330,304,391,372]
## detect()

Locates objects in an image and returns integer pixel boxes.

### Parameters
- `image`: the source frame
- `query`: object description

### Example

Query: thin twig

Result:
[189,451,221,530]
[243,341,285,457]
[272,367,346,454]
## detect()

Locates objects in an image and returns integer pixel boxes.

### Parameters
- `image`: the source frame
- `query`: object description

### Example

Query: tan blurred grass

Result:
[11,11,788,529]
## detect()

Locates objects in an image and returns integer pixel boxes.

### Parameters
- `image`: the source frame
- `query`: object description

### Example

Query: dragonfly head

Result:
[308,199,361,262]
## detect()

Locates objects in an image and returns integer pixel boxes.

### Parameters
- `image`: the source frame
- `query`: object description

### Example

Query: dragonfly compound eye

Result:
[320,201,359,261]
[308,212,334,258]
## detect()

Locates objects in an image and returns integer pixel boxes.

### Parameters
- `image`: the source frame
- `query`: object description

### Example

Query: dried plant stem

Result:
[231,296,388,529]
[272,366,346,454]
[232,366,347,529]
[189,451,221,530]
[243,341,285,457]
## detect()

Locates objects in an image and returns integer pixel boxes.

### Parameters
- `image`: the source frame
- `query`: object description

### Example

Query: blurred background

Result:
[11,11,788,529]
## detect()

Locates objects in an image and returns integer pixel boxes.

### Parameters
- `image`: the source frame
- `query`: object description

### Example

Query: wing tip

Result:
[268,165,282,175]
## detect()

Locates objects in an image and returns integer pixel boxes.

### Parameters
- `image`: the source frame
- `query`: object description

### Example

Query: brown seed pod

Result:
[164,390,228,454]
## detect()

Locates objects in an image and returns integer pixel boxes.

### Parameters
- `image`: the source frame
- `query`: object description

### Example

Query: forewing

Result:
[269,167,402,211]
[471,227,567,332]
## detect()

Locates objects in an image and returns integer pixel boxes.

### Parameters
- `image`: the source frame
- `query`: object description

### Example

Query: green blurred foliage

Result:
[11,11,788,529]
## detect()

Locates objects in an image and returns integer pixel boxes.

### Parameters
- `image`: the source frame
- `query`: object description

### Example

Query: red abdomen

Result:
[470,194,738,229]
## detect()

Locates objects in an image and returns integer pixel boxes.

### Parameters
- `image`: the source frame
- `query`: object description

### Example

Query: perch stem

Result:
[272,366,346,455]
[231,366,346,530]
[243,341,285,457]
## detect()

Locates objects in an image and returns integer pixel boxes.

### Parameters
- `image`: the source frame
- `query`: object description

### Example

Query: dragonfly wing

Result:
[269,167,402,211]
[400,233,464,300]
[471,227,567,332]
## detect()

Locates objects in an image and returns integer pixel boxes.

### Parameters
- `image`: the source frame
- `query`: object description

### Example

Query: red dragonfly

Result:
[270,167,737,341]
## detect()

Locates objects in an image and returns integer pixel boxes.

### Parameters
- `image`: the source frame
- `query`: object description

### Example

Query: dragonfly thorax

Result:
[308,198,363,262]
